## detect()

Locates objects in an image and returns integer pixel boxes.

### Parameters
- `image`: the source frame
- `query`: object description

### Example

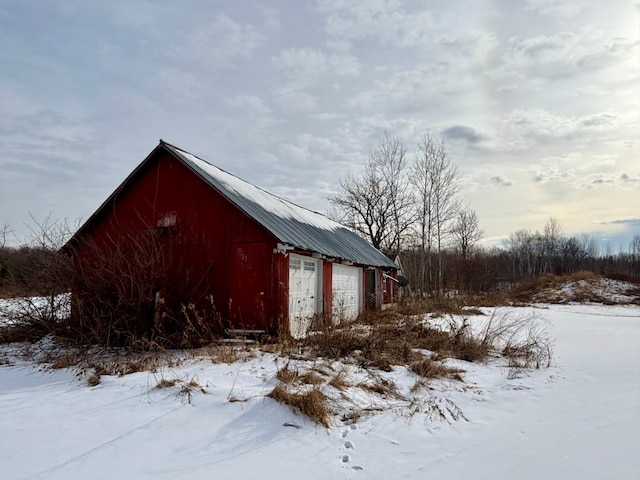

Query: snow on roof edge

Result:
[169,145,341,233]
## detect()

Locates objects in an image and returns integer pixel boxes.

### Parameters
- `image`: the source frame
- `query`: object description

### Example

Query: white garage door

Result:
[289,254,321,338]
[332,264,362,324]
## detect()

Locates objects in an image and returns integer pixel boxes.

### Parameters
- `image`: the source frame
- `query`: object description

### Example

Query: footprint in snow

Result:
[340,424,362,471]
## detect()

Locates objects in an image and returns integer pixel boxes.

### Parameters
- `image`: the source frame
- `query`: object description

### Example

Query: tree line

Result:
[329,134,640,295]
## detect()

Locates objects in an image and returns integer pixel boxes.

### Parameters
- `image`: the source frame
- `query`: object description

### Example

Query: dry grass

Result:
[268,384,331,427]
[510,271,611,304]
[358,377,399,398]
[328,370,350,390]
[156,378,179,388]
[299,371,324,385]
[276,364,299,383]
[410,357,464,381]
[300,308,489,371]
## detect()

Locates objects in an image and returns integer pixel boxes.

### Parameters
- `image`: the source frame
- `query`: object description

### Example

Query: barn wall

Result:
[322,261,333,323]
[73,151,279,332]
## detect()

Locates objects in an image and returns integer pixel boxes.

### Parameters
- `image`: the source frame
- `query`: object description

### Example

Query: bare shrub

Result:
[478,310,553,369]
[0,217,74,343]
[421,396,468,423]
[67,225,222,349]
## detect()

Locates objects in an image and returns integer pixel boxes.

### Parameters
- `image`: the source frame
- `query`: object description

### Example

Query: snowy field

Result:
[1,304,639,480]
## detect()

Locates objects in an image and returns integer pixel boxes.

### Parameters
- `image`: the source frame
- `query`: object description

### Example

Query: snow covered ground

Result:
[1,304,638,480]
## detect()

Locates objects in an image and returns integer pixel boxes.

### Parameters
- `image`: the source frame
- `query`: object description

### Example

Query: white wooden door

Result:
[289,254,321,338]
[332,264,362,323]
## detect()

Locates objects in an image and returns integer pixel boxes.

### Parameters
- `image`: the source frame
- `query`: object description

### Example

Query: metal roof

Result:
[163,142,397,269]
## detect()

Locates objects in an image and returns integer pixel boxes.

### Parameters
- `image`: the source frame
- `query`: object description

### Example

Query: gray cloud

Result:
[489,175,513,187]
[442,125,486,145]
[596,218,640,226]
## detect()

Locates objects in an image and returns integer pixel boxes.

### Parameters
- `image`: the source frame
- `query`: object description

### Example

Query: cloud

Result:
[272,48,360,86]
[226,95,271,115]
[579,172,640,188]
[620,173,640,183]
[578,113,617,127]
[273,89,320,113]
[527,156,576,183]
[596,217,640,225]
[442,125,486,145]
[279,133,346,166]
[348,67,461,111]
[158,69,207,102]
[169,14,265,69]
[314,0,498,62]
[501,109,620,150]
[497,31,639,83]
[314,0,434,48]
[489,175,512,187]
[525,0,586,17]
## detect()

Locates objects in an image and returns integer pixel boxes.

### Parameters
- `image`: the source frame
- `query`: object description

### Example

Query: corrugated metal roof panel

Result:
[164,143,397,269]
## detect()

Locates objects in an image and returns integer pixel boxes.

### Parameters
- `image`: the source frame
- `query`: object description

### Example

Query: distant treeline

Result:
[0,245,72,296]
[399,228,640,295]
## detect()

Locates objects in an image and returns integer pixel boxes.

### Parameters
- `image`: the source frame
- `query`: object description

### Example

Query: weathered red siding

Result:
[322,261,333,323]
[74,151,280,331]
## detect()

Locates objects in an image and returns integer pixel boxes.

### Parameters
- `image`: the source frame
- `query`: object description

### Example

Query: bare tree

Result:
[452,209,483,261]
[630,235,640,276]
[410,134,460,294]
[0,223,11,249]
[0,223,11,287]
[329,134,412,257]
[542,217,563,274]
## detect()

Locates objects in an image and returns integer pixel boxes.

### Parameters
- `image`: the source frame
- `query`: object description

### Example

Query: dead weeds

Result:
[268,384,331,427]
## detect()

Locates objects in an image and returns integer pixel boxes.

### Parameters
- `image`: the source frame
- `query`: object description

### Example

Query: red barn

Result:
[65,141,398,339]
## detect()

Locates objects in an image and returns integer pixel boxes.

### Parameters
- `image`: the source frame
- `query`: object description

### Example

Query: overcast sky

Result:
[1,0,638,250]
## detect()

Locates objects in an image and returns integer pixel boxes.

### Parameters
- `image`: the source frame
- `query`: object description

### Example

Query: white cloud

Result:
[226,95,271,115]
[273,88,319,113]
[170,14,265,69]
[528,160,576,184]
[272,48,360,86]
[501,109,620,149]
[314,0,438,49]
[496,31,639,83]
[159,69,206,102]
[525,0,586,18]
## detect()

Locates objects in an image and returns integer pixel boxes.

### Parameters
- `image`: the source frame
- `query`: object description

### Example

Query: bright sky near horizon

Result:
[1,1,638,249]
